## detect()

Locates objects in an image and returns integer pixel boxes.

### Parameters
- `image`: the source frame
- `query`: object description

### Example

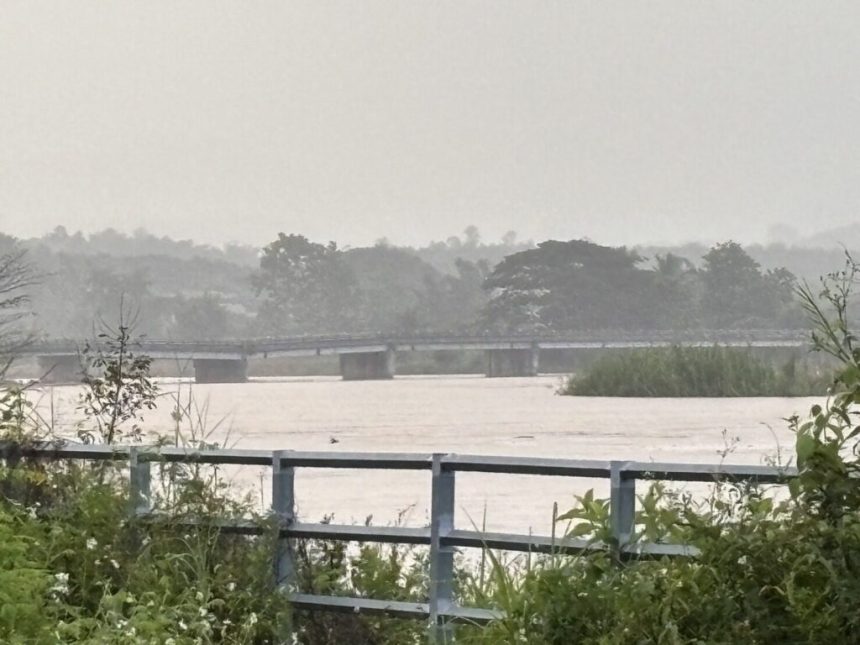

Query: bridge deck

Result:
[23,331,810,360]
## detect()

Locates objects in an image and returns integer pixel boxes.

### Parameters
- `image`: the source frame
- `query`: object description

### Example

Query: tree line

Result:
[0,227,832,342]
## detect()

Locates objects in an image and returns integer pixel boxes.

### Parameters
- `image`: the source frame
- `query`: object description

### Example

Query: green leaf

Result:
[796,432,817,468]
[566,523,595,538]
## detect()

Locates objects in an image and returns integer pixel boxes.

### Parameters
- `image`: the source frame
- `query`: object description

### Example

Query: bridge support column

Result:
[193,358,248,384]
[485,347,539,378]
[339,349,396,381]
[37,355,84,384]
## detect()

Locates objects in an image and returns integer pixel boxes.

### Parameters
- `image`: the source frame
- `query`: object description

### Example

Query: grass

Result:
[562,345,832,397]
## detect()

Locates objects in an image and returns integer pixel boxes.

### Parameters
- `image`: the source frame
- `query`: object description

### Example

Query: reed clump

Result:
[563,345,831,397]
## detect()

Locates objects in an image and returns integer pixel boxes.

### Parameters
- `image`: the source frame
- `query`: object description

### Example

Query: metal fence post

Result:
[272,450,296,589]
[429,453,455,643]
[128,447,151,517]
[610,461,635,554]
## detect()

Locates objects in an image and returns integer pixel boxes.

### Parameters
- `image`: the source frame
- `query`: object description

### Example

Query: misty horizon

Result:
[7,220,860,255]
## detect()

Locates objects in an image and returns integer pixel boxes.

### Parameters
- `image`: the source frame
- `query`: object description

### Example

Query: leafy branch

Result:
[77,300,158,445]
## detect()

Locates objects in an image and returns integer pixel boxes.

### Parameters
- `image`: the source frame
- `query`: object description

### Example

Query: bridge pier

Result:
[485,347,540,378]
[37,355,84,384]
[192,358,248,384]
[339,349,396,381]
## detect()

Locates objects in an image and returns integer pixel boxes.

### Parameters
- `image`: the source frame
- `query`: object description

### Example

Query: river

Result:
[27,375,817,535]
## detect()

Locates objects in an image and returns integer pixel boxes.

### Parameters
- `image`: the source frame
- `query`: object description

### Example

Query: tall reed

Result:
[563,345,830,397]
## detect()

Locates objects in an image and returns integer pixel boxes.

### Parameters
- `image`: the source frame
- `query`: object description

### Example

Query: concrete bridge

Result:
[21,330,811,384]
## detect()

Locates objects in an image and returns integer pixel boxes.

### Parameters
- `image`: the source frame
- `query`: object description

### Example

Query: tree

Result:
[463,225,481,248]
[400,258,490,333]
[0,243,37,379]
[701,241,799,328]
[341,245,440,333]
[652,253,701,328]
[168,293,235,339]
[77,303,158,445]
[252,234,360,335]
[481,239,661,333]
[502,230,518,246]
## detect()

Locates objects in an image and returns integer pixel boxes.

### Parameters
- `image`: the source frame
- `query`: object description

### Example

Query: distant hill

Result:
[27,226,260,267]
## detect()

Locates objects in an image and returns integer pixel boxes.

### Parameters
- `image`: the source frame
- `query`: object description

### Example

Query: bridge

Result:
[22,330,811,383]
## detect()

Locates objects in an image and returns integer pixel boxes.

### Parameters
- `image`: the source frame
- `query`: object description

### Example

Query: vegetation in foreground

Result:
[1,260,860,643]
[563,345,832,397]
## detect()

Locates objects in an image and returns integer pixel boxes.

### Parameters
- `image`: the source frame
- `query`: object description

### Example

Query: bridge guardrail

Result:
[22,329,813,358]
[0,441,797,641]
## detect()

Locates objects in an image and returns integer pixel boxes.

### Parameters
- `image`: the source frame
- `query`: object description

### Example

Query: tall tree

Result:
[652,253,701,328]
[481,239,660,333]
[402,258,489,334]
[700,241,799,328]
[342,245,441,333]
[168,293,237,339]
[252,234,359,335]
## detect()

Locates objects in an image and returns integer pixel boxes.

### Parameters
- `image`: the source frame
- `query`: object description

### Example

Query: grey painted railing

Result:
[0,442,797,642]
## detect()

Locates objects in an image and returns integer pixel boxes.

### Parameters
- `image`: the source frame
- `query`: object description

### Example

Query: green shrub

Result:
[0,507,52,643]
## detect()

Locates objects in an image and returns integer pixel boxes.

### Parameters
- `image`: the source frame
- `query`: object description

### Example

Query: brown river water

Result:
[28,375,818,535]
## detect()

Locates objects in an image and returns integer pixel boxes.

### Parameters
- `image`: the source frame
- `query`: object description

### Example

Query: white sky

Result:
[2,1,859,247]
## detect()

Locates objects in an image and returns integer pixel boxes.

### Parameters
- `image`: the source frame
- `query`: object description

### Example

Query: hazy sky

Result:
[2,1,859,248]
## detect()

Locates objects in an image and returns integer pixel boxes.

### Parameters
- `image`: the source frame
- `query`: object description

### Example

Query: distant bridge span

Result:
[23,331,811,383]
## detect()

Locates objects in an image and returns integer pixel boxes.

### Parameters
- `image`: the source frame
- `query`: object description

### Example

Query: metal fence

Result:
[0,443,797,641]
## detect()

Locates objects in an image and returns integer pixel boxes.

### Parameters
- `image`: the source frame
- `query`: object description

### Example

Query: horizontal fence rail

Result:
[0,441,797,642]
